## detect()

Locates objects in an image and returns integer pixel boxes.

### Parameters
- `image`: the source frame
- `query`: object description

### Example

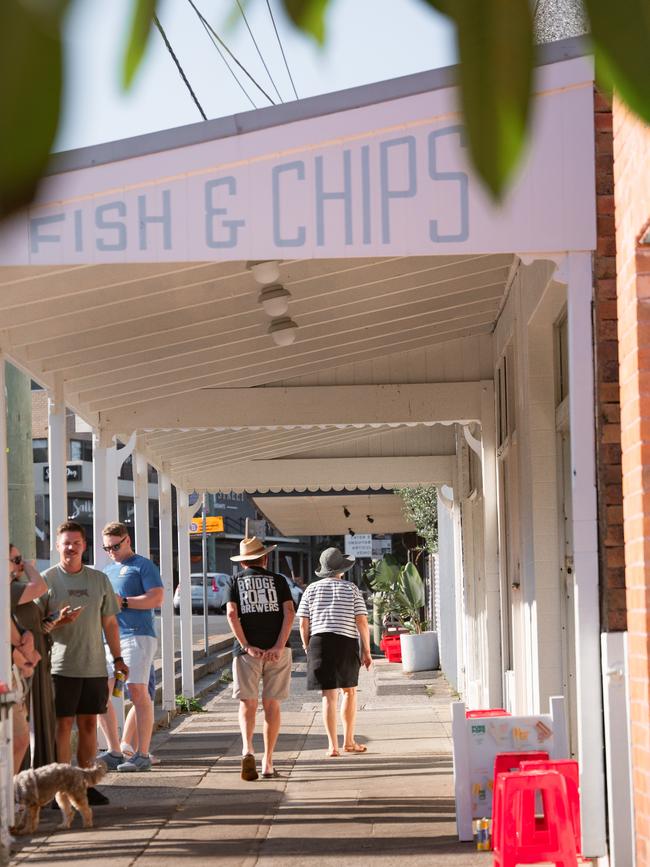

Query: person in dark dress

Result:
[298,547,372,757]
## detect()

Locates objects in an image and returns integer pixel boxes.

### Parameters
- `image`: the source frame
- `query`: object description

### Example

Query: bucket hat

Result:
[315,546,355,578]
[230,536,277,562]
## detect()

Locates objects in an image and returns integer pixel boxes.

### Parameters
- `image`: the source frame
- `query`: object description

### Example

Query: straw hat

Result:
[230,536,277,562]
[315,547,355,578]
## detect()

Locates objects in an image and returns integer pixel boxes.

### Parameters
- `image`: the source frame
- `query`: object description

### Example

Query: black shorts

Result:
[307,633,361,691]
[53,675,109,717]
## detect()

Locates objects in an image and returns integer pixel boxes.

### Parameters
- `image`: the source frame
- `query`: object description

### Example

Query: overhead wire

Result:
[235,0,284,103]
[186,0,275,106]
[153,14,208,120]
[265,0,299,100]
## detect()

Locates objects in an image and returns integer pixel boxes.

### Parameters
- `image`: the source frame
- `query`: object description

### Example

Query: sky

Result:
[57,0,456,152]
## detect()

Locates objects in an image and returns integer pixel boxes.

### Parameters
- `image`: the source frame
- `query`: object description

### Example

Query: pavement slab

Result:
[10,656,489,866]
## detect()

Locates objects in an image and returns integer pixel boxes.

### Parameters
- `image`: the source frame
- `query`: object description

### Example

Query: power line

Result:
[235,0,284,103]
[186,0,275,106]
[190,4,257,109]
[265,0,299,100]
[153,14,207,120]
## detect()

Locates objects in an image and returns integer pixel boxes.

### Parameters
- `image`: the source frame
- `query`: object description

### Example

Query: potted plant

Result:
[395,562,439,673]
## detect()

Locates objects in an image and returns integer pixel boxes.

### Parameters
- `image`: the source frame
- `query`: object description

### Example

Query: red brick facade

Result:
[613,96,650,865]
[594,90,626,631]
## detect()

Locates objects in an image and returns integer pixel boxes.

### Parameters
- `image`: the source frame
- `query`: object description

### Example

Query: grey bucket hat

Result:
[315,547,355,578]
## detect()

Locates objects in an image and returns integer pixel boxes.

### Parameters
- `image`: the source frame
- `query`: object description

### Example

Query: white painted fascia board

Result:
[100,383,482,434]
[184,456,454,493]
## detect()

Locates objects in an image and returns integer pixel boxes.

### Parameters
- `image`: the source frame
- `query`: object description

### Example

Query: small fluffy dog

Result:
[12,761,107,835]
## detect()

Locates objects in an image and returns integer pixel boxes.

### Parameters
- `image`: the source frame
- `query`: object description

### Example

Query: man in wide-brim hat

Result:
[225,537,295,781]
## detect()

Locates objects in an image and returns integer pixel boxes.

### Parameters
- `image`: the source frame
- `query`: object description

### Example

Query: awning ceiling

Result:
[0,253,512,491]
[253,492,416,537]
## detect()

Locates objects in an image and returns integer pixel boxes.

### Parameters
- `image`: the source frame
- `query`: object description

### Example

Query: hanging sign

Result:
[344,534,372,558]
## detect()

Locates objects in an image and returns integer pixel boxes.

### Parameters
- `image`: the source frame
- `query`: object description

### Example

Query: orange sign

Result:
[189,516,224,534]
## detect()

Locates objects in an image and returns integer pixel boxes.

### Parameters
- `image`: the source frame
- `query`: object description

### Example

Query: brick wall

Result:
[594,90,626,631]
[612,95,650,866]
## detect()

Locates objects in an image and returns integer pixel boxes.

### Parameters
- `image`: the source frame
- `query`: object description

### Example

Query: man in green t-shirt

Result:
[42,521,129,806]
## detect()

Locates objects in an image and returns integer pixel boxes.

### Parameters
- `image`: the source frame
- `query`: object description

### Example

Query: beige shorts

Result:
[232,648,292,701]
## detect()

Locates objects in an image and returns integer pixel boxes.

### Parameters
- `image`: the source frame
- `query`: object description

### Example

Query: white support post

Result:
[452,437,468,700]
[177,490,200,698]
[47,378,67,564]
[0,358,15,842]
[480,381,503,707]
[93,432,135,568]
[566,251,607,858]
[133,443,150,559]
[92,431,116,570]
[158,472,175,712]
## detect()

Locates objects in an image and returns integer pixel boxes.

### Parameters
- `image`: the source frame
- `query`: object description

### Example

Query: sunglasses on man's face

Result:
[9,555,22,565]
[102,535,128,553]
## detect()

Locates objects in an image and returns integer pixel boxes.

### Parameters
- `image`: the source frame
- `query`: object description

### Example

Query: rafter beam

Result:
[102,382,481,433]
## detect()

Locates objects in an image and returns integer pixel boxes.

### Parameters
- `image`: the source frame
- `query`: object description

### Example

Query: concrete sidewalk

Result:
[11,657,486,866]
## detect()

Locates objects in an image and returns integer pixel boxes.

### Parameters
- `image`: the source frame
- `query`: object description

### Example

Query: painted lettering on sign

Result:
[27,124,469,258]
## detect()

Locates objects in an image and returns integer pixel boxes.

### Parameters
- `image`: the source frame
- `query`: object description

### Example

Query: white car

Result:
[280,574,303,608]
[173,573,231,613]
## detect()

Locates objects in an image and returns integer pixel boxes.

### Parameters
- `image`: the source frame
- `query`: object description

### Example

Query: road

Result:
[153,613,230,659]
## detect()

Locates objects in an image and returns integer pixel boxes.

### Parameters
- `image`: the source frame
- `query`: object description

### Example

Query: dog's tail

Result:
[81,761,107,786]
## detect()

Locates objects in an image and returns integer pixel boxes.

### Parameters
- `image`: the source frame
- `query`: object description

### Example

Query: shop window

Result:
[556,314,569,406]
[119,454,134,481]
[69,438,93,462]
[33,438,48,463]
[496,342,516,450]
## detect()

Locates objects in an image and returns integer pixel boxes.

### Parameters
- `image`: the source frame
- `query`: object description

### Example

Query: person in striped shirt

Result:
[297,547,372,757]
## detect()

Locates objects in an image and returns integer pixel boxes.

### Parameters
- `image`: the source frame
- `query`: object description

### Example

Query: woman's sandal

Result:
[326,748,340,757]
[343,743,368,753]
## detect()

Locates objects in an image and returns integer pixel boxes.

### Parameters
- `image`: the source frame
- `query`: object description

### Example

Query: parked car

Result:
[173,572,231,613]
[280,574,303,608]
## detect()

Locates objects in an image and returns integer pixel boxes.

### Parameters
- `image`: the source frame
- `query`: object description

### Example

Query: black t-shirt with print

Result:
[226,566,293,656]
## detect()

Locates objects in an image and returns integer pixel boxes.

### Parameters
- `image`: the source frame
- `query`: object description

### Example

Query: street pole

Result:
[202,493,208,657]
[5,363,35,559]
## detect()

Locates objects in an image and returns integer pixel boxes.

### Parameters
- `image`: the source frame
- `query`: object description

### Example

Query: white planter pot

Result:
[400,631,439,673]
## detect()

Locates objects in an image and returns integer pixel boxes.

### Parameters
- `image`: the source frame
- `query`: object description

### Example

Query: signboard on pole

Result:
[344,534,372,558]
[371,536,392,558]
[189,516,224,534]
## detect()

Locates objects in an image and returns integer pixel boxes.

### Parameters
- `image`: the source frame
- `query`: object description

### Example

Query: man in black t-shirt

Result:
[226,537,295,782]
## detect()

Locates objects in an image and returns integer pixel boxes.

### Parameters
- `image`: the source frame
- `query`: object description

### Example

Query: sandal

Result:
[241,753,259,781]
[343,743,367,753]
[326,748,340,757]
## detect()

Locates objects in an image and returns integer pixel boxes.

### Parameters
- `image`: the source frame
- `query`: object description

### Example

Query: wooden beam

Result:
[102,382,481,433]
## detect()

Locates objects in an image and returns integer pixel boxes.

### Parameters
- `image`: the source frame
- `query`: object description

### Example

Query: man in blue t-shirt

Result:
[98,522,163,773]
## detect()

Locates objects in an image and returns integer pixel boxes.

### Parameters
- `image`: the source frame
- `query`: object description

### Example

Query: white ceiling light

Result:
[268,316,298,346]
[248,260,280,284]
[258,284,291,317]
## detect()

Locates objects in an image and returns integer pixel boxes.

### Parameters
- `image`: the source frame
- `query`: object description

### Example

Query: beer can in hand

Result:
[112,670,126,698]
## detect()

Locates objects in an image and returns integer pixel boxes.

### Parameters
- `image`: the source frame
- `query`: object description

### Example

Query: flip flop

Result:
[241,753,259,781]
[326,748,340,757]
[343,743,368,753]
[261,769,281,779]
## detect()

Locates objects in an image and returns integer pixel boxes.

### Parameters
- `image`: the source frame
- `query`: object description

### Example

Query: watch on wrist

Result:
[121,596,129,609]
[113,656,124,663]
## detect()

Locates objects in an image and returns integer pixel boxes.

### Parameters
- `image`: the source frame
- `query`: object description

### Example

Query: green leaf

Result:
[0,0,69,221]
[122,0,158,89]
[424,0,535,200]
[400,563,425,609]
[586,0,650,126]
[280,0,328,44]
